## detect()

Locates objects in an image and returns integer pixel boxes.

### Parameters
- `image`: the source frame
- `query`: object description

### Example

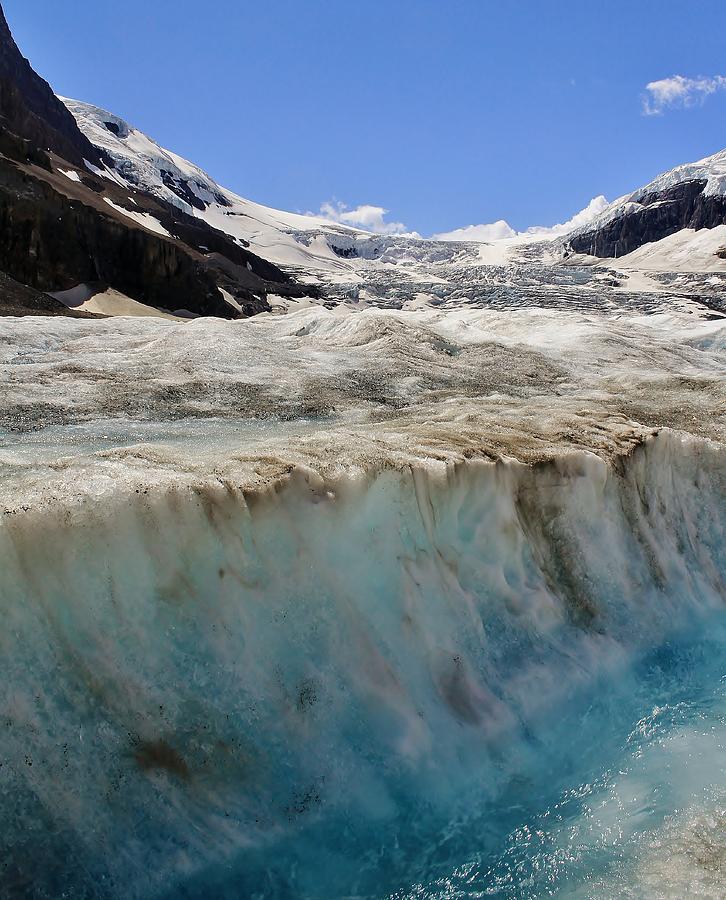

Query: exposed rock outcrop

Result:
[0,3,314,317]
[0,162,242,316]
[0,6,104,169]
[0,269,96,316]
[569,180,726,258]
[0,154,314,316]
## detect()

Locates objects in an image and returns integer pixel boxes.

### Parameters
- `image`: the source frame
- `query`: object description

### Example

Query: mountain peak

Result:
[568,148,726,258]
[0,2,103,168]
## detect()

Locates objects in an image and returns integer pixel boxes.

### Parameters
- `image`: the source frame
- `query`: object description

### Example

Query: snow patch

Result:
[103,198,172,237]
[570,148,726,243]
[50,284,183,319]
[613,225,726,273]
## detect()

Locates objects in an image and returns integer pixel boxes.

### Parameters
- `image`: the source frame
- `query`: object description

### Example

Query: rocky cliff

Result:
[0,6,104,169]
[567,138,726,263]
[0,3,313,317]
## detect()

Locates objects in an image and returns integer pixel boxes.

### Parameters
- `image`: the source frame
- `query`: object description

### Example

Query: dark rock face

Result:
[160,168,207,211]
[0,7,104,168]
[0,163,235,316]
[569,180,726,258]
[331,245,360,259]
[159,169,232,212]
[0,157,313,317]
[0,1,315,317]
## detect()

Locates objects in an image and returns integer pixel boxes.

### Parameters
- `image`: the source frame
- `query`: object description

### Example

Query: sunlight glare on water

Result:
[393,619,725,900]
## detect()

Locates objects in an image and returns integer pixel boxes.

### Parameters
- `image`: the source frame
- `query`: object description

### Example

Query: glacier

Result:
[1,10,725,897]
[58,97,726,320]
[0,303,724,897]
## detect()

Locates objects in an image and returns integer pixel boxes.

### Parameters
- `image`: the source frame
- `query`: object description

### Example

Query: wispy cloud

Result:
[642,75,726,115]
[309,201,408,235]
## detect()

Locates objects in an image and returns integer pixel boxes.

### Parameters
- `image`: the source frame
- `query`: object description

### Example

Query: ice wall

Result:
[0,432,723,897]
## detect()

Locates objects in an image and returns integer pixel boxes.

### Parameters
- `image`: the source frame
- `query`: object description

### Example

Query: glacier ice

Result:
[0,435,723,896]
[0,304,724,897]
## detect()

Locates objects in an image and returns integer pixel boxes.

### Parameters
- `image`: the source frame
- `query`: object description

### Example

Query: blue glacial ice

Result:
[0,307,724,897]
[0,431,723,898]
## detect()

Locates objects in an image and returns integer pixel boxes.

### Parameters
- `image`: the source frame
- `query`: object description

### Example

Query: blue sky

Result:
[6,0,726,236]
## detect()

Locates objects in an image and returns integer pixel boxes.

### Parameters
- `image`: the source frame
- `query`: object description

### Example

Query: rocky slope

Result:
[61,97,390,280]
[0,6,104,170]
[568,149,726,259]
[0,3,313,318]
[0,269,96,317]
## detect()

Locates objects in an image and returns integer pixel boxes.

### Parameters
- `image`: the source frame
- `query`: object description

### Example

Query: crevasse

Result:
[0,431,723,898]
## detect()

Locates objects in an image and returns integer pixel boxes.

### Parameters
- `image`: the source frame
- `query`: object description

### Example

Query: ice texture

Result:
[0,431,723,897]
[0,301,724,896]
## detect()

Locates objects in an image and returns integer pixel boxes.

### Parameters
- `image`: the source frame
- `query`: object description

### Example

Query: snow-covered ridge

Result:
[61,98,222,210]
[63,97,500,285]
[61,97,726,292]
[61,97,381,274]
[569,146,726,240]
[60,98,610,281]
[635,146,726,199]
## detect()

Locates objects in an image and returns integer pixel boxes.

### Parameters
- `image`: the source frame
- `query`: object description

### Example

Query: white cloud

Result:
[434,196,609,244]
[308,195,611,245]
[434,220,516,243]
[310,200,408,235]
[525,195,609,238]
[642,75,726,115]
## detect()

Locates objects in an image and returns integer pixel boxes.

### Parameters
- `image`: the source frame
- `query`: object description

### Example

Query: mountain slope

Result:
[0,6,104,170]
[65,95,726,296]
[62,97,388,277]
[568,148,726,260]
[0,3,315,318]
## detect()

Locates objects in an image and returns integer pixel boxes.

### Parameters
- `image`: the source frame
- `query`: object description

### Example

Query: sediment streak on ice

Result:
[0,303,724,896]
[0,432,723,897]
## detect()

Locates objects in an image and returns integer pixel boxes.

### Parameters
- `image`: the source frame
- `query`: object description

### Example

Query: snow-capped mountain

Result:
[0,4,319,320]
[62,98,393,278]
[26,80,726,318]
[63,99,607,269]
[63,96,726,297]
[568,146,726,262]
[618,147,726,206]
